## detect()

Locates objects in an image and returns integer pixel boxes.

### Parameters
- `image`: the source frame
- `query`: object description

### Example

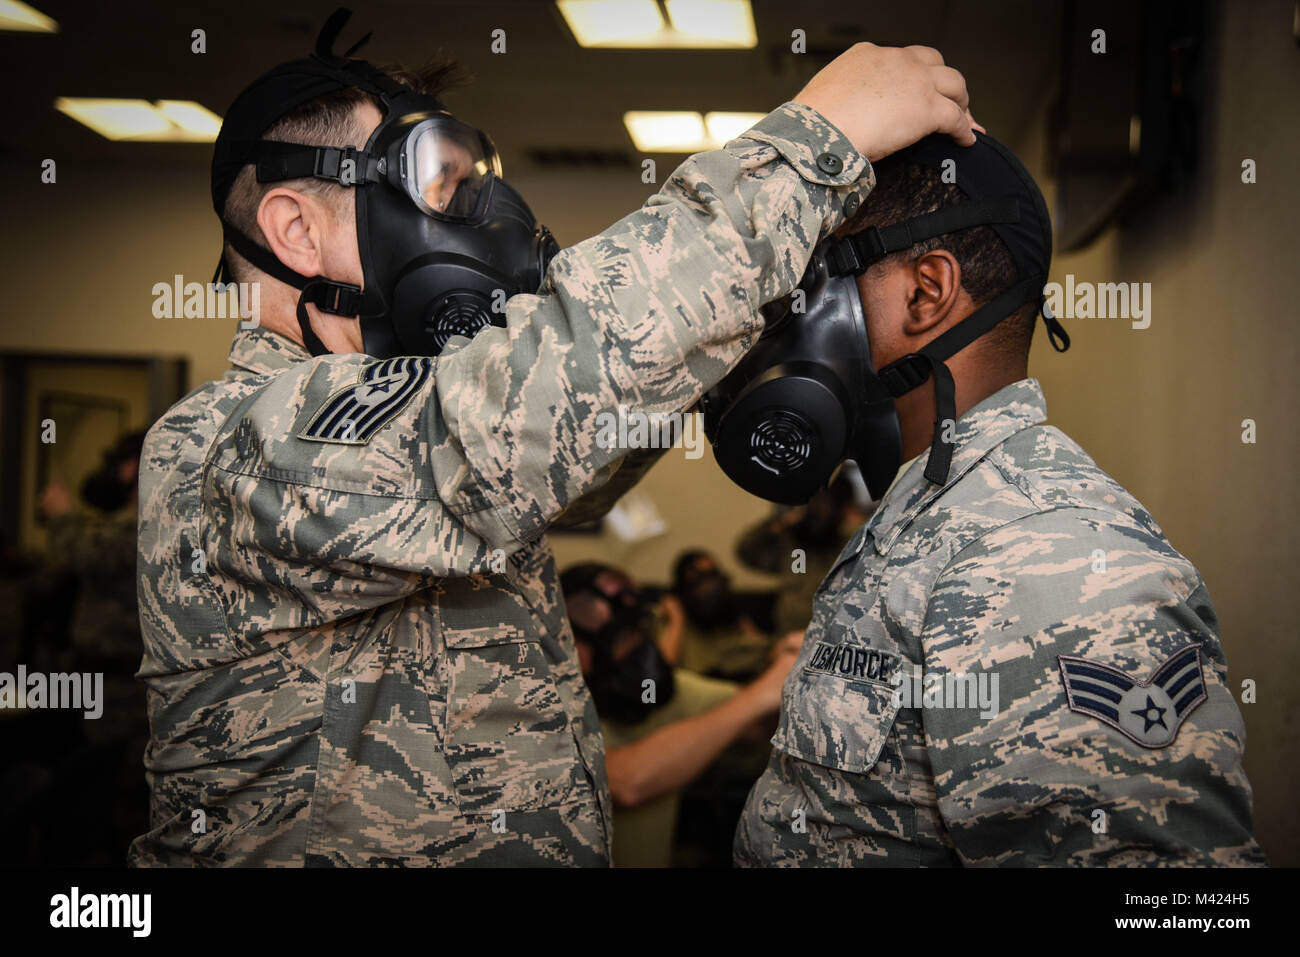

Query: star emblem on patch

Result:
[1057,644,1207,749]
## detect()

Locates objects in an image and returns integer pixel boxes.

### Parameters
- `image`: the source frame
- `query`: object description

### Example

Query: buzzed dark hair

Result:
[840,162,1037,364]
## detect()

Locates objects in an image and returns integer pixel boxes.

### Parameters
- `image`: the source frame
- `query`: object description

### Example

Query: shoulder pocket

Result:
[438,578,578,814]
[772,641,902,774]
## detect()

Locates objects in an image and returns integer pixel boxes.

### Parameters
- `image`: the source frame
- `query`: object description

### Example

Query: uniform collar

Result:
[865,377,1048,555]
[227,325,313,376]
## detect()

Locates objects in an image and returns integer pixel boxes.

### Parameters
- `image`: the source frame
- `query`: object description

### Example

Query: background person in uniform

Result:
[561,563,798,867]
[660,549,778,682]
[40,431,146,673]
[16,430,150,864]
[734,130,1265,867]
[131,8,983,867]
[734,473,872,635]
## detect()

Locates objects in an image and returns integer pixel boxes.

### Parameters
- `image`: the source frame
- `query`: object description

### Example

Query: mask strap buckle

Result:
[294,279,362,357]
[877,354,932,397]
[314,145,353,182]
[252,143,372,186]
[305,278,362,317]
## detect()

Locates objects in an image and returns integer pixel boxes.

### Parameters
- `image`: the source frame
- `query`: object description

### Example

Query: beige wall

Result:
[1018,1,1300,863]
[0,0,1293,862]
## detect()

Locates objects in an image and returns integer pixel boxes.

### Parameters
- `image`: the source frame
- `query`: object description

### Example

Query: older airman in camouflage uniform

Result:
[130,103,876,866]
[735,378,1266,866]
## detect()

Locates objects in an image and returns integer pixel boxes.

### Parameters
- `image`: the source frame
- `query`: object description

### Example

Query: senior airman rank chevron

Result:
[300,356,433,444]
[1057,644,1208,748]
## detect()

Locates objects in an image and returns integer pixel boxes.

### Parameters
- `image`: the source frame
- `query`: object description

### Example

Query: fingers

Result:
[904,44,944,66]
[968,111,987,134]
[934,96,977,146]
[927,62,976,145]
[929,64,969,113]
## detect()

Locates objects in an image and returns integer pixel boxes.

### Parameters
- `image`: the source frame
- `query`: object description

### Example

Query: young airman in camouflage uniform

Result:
[735,135,1265,869]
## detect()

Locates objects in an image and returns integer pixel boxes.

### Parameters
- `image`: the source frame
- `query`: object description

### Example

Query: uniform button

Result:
[844,192,861,217]
[816,152,843,175]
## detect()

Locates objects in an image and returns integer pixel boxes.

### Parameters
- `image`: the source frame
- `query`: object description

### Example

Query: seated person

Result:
[561,563,799,867]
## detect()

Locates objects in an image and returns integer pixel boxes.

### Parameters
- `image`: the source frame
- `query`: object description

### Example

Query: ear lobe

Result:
[257,188,324,279]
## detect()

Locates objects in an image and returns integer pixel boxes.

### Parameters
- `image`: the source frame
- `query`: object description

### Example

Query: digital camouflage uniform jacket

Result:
[130,103,874,866]
[736,379,1265,866]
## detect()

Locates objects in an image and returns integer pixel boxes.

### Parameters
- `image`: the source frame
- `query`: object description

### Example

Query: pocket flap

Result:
[438,575,536,649]
[772,642,902,774]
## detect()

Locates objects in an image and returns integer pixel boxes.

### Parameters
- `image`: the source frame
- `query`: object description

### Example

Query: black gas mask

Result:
[561,564,675,725]
[701,132,1070,505]
[677,565,740,631]
[210,8,557,358]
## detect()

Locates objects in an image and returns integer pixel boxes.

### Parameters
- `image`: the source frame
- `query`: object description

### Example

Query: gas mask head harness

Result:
[210,7,557,359]
[701,131,1070,506]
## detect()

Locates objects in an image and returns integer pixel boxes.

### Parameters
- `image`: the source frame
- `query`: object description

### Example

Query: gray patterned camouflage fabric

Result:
[735,379,1266,867]
[130,103,873,866]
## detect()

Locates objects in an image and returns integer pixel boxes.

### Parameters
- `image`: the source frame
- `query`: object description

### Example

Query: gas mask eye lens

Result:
[403,117,499,221]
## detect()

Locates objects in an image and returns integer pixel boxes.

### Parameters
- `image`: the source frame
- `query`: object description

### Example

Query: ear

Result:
[256,187,329,279]
[903,249,964,339]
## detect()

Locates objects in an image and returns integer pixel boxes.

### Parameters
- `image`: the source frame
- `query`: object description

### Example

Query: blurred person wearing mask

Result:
[38,430,146,677]
[661,550,777,682]
[133,2,981,865]
[36,429,150,861]
[735,473,873,635]
[560,563,798,867]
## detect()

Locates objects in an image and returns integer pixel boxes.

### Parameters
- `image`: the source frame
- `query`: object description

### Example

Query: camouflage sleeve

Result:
[436,102,871,551]
[917,507,1265,866]
[550,446,667,529]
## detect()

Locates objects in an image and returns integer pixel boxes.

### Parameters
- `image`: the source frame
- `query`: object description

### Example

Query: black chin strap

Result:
[877,276,1071,486]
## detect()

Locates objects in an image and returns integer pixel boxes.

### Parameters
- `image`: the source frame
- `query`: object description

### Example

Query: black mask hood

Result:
[210,7,557,359]
[703,131,1069,504]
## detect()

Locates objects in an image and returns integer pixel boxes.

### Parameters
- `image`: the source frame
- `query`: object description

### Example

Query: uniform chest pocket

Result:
[439,601,578,815]
[772,640,904,774]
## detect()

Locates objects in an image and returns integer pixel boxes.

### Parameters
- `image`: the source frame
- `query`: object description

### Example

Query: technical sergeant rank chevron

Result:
[300,356,433,444]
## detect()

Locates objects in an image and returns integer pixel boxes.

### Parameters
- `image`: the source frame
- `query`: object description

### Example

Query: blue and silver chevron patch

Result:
[299,356,432,444]
[1057,644,1208,749]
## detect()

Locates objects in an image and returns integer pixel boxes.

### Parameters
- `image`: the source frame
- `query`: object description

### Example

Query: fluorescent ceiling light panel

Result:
[0,0,57,32]
[704,111,764,144]
[558,0,755,48]
[55,98,222,142]
[624,111,709,152]
[624,110,764,151]
[664,0,755,46]
[155,100,223,139]
[557,0,664,45]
